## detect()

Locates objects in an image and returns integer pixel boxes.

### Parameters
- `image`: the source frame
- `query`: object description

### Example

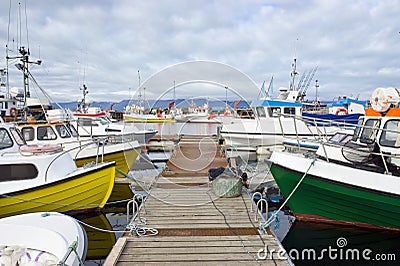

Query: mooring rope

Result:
[260,157,316,232]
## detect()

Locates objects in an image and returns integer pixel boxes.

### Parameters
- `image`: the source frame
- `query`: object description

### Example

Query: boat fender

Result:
[19,144,63,155]
[335,108,348,115]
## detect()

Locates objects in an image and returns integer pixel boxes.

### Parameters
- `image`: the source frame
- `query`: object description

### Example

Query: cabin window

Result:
[359,119,380,144]
[329,132,352,145]
[255,107,266,118]
[0,164,38,181]
[9,127,25,146]
[78,119,98,127]
[352,118,364,141]
[37,126,57,140]
[99,117,109,125]
[0,128,13,150]
[21,127,35,141]
[379,120,400,147]
[283,107,296,115]
[55,125,71,138]
[269,107,281,117]
[267,107,281,117]
[65,123,78,137]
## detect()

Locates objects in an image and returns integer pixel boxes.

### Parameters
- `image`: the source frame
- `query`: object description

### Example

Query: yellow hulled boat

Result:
[0,123,116,218]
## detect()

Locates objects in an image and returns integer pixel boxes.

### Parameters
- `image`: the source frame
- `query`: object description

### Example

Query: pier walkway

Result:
[104,135,290,265]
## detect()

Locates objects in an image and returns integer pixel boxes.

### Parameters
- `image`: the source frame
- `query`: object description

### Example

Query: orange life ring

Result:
[9,107,17,117]
[335,108,348,115]
[19,144,63,155]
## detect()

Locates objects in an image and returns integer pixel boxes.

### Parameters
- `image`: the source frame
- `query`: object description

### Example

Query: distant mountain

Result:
[56,98,250,112]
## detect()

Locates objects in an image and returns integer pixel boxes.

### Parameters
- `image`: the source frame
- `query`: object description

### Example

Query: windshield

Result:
[352,117,364,141]
[66,123,79,137]
[99,117,111,125]
[10,127,26,146]
[359,119,380,144]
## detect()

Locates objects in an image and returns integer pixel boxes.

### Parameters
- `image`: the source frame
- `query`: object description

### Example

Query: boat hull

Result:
[75,146,141,178]
[270,152,400,230]
[0,162,115,218]
[123,114,175,123]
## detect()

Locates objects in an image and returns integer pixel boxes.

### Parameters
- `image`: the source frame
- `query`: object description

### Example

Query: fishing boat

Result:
[71,84,158,143]
[123,87,175,123]
[0,212,87,266]
[269,87,400,230]
[16,118,141,178]
[70,107,157,144]
[0,122,115,218]
[220,58,363,150]
[174,103,210,122]
[123,105,175,123]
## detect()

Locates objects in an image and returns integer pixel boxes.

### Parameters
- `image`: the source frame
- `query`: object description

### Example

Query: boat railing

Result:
[293,117,400,175]
[277,112,356,141]
[58,239,84,266]
[42,138,108,182]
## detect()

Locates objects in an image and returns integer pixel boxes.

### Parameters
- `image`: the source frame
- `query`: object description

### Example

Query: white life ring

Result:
[19,144,63,155]
[335,108,348,115]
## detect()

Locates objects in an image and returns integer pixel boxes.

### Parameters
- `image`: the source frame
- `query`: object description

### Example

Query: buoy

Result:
[335,108,348,115]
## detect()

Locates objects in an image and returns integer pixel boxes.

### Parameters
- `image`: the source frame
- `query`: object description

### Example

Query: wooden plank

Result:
[115,261,289,266]
[124,235,274,241]
[122,246,266,254]
[124,240,279,248]
[117,253,288,262]
[103,237,127,266]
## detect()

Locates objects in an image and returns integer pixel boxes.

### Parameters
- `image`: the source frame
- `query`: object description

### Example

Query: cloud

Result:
[1,0,399,104]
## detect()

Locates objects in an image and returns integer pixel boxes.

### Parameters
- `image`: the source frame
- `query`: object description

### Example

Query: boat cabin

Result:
[18,122,79,145]
[250,99,302,119]
[0,123,26,153]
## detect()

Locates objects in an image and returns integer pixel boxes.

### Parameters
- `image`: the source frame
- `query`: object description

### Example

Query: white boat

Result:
[0,122,115,218]
[123,87,175,123]
[123,106,175,123]
[221,59,360,150]
[220,97,341,149]
[70,108,157,144]
[174,103,210,122]
[0,212,87,266]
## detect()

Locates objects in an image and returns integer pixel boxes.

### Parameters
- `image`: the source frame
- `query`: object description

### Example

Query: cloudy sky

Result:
[1,0,399,104]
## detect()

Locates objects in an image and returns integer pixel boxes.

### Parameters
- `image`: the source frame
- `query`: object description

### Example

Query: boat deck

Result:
[104,136,290,265]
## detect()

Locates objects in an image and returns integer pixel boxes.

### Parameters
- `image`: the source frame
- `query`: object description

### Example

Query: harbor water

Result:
[79,122,400,265]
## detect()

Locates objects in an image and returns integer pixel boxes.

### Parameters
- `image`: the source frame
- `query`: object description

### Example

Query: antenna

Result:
[315,79,319,103]
[24,0,30,52]
[138,70,141,88]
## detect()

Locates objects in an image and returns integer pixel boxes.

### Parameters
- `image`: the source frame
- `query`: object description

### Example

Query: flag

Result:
[168,101,175,109]
[234,99,242,109]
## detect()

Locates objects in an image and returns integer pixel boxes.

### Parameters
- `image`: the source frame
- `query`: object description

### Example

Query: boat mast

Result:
[6,2,41,120]
[289,57,298,92]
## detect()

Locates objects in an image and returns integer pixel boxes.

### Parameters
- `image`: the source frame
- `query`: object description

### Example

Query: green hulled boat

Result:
[269,88,400,231]
[270,151,400,230]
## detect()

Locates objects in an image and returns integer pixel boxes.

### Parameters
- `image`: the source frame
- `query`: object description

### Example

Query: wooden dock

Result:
[104,136,290,265]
